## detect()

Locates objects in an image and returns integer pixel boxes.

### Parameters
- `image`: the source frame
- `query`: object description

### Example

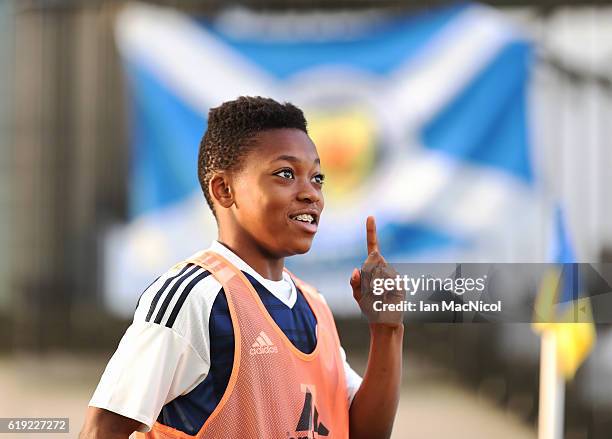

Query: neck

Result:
[217,231,285,281]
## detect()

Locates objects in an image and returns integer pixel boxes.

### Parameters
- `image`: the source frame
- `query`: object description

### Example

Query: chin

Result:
[287,238,314,255]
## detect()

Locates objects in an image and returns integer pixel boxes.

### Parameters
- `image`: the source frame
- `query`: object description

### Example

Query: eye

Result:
[311,174,325,185]
[274,169,294,179]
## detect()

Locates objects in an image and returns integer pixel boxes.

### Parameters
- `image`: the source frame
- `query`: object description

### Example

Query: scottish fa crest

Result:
[307,106,380,204]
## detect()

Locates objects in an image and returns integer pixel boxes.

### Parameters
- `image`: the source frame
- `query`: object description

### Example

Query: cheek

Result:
[261,192,289,220]
[238,184,286,223]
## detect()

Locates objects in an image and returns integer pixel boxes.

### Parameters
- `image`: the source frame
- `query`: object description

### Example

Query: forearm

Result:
[349,323,403,439]
[79,407,141,439]
[79,429,131,439]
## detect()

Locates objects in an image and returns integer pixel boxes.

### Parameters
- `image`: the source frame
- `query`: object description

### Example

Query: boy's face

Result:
[230,128,324,258]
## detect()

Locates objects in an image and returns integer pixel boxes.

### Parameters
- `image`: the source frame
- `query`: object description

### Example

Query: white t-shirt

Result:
[89,241,363,432]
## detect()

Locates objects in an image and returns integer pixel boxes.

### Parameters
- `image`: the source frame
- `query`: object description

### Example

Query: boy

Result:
[80,96,404,438]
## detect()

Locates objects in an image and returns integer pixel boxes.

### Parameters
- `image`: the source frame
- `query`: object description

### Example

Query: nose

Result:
[296,179,321,204]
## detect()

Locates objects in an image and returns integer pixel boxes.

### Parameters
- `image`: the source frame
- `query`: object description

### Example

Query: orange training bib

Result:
[139,250,349,439]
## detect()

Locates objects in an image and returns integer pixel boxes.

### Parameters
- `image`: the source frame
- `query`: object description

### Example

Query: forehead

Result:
[246,129,319,164]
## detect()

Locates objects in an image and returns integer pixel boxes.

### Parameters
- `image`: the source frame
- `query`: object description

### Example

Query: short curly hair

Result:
[198,96,308,216]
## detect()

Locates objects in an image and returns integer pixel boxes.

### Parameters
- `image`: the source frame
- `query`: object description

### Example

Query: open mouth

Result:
[289,213,317,225]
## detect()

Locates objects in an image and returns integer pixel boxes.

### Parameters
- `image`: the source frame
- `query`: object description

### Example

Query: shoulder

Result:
[133,262,224,344]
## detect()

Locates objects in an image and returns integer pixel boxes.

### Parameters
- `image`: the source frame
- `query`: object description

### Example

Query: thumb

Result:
[350,268,361,302]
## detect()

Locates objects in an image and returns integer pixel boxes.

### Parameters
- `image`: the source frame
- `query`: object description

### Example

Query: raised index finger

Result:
[366,216,379,255]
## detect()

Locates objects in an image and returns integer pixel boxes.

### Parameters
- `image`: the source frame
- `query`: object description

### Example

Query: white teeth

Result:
[293,214,314,224]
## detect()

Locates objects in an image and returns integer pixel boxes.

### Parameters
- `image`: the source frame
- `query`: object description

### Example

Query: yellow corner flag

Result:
[533,268,596,380]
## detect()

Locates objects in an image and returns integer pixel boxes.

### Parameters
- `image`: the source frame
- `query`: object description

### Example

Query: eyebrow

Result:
[272,155,320,165]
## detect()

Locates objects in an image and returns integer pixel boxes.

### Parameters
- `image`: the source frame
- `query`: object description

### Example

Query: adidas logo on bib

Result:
[249,331,278,355]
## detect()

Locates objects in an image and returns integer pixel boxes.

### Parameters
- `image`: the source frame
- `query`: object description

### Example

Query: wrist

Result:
[369,322,404,334]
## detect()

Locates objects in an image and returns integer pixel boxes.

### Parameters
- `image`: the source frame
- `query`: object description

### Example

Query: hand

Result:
[349,216,406,327]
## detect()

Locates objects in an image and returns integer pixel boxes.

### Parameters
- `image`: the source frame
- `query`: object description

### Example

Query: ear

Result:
[209,173,234,209]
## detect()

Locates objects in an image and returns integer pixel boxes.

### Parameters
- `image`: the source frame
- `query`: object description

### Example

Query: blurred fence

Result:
[0,1,13,317]
[527,6,612,262]
[5,2,128,350]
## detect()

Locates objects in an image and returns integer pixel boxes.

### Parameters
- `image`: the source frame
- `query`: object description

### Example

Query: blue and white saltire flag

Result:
[106,2,553,316]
